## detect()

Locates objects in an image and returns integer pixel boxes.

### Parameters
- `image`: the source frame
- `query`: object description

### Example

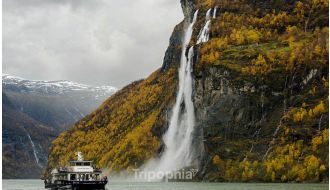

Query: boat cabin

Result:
[46,152,107,189]
[51,161,102,181]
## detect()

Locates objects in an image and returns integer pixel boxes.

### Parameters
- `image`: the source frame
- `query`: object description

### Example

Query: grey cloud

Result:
[3,0,183,88]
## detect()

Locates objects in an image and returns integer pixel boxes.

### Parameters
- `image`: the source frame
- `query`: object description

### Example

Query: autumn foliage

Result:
[196,0,328,182]
[46,68,177,175]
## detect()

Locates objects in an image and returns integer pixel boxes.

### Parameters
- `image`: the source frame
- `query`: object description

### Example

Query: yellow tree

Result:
[246,29,261,44]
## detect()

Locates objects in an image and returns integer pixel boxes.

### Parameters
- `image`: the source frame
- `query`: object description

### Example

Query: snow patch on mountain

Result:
[2,74,117,96]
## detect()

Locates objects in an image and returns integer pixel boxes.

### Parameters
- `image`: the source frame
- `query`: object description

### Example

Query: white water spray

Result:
[197,8,212,44]
[144,10,199,175]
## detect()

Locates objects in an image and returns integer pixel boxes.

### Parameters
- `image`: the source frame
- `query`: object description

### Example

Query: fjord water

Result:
[2,180,328,190]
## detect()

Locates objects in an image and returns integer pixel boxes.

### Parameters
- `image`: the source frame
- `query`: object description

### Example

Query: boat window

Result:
[83,162,91,166]
[58,174,67,180]
[76,162,82,166]
[70,174,76,181]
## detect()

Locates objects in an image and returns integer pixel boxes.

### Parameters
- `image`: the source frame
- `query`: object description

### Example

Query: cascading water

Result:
[205,8,212,20]
[144,10,199,175]
[197,8,212,44]
[213,7,218,18]
[23,126,42,168]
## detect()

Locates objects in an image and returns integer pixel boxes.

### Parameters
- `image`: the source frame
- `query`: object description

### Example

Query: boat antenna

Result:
[76,152,84,161]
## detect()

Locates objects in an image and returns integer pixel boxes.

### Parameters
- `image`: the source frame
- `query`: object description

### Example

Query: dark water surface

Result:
[2,180,328,190]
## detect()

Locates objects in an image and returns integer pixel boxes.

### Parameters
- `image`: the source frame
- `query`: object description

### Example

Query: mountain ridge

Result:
[2,74,118,178]
[3,74,117,96]
[3,74,118,131]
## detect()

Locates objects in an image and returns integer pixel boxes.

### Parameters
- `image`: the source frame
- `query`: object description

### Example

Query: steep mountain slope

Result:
[47,69,177,172]
[3,93,56,178]
[2,75,117,178]
[47,0,328,182]
[3,74,117,131]
[192,0,328,182]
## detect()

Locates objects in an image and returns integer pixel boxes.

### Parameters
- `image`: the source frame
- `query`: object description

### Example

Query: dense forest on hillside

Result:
[47,0,328,182]
[47,69,178,173]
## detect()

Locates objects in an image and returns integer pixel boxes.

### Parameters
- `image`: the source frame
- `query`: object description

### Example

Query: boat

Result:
[44,152,108,190]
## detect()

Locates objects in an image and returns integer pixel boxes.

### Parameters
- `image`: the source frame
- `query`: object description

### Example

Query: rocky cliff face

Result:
[47,0,328,182]
[161,0,195,72]
[191,0,328,182]
[193,61,289,179]
[180,0,196,20]
[193,62,328,182]
[3,93,56,178]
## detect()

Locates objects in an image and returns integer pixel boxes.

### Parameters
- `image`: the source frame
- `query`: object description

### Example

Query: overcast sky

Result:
[3,0,183,88]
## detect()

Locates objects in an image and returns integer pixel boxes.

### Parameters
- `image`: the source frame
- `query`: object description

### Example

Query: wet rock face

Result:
[180,0,196,21]
[161,0,196,72]
[192,66,283,172]
[160,22,184,72]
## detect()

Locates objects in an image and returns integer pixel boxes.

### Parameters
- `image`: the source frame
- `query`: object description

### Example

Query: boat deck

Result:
[45,180,108,190]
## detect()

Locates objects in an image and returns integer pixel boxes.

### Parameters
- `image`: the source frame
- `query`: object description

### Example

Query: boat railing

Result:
[94,168,102,172]
[58,167,70,172]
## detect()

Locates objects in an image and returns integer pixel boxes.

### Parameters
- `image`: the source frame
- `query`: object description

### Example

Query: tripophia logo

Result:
[133,169,198,182]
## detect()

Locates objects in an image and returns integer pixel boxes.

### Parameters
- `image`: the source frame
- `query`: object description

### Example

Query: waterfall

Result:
[159,46,196,171]
[197,8,212,44]
[143,10,199,175]
[213,7,218,18]
[23,126,42,168]
[205,8,212,20]
[158,10,198,171]
[318,114,323,131]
